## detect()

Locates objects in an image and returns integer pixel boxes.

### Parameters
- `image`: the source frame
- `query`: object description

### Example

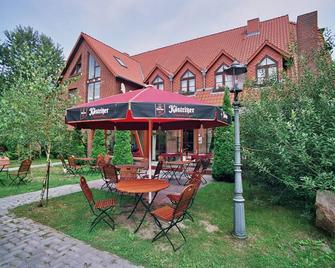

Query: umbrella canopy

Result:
[65,86,231,130]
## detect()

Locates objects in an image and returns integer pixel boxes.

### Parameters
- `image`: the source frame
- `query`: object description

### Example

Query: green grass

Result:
[0,166,100,198]
[12,182,335,267]
[5,157,58,168]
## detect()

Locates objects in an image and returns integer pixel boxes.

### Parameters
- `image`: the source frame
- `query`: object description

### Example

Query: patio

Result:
[2,170,334,267]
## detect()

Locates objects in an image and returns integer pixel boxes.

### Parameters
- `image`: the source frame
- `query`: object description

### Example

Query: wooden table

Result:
[165,160,194,185]
[116,179,169,233]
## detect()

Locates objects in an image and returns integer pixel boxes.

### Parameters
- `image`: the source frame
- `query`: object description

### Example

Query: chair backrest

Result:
[96,154,106,168]
[18,159,32,176]
[153,161,163,179]
[186,171,202,191]
[173,184,196,218]
[68,156,77,168]
[193,160,202,172]
[58,155,68,169]
[80,176,94,206]
[119,166,138,181]
[201,158,210,172]
[102,164,118,184]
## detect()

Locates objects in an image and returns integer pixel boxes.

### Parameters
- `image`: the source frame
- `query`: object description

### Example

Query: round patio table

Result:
[116,179,169,233]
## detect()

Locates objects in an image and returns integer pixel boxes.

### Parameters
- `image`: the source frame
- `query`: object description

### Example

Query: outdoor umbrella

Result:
[65,86,231,197]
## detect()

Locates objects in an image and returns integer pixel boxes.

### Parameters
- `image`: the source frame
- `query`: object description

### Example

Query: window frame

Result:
[213,64,227,92]
[180,70,196,95]
[70,56,82,77]
[152,75,164,90]
[87,81,101,102]
[88,53,101,80]
[256,56,278,85]
[114,56,127,68]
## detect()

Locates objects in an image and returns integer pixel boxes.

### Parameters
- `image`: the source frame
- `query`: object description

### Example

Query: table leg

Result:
[127,193,143,219]
[133,191,159,234]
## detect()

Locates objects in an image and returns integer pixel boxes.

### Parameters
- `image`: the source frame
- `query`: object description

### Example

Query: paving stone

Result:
[0,179,140,268]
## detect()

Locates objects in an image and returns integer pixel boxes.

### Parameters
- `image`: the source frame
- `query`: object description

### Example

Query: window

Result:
[256,56,278,85]
[87,81,100,102]
[88,53,101,79]
[114,56,127,68]
[214,64,234,91]
[70,57,82,76]
[180,70,195,94]
[152,75,164,90]
[87,53,101,102]
[68,88,78,98]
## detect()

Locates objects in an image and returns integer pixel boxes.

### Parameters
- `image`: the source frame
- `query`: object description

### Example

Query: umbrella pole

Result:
[148,120,153,203]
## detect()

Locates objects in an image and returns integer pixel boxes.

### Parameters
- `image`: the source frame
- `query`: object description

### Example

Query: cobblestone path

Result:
[0,180,139,268]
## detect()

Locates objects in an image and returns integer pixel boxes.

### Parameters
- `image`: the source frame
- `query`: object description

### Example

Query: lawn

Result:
[13,182,335,268]
[0,165,101,198]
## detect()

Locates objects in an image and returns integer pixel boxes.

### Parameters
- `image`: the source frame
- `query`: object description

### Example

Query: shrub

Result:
[212,88,234,182]
[241,48,335,207]
[52,129,86,158]
[112,130,133,165]
[92,130,106,158]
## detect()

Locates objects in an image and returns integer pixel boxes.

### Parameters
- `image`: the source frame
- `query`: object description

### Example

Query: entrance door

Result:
[183,129,194,153]
[155,130,166,159]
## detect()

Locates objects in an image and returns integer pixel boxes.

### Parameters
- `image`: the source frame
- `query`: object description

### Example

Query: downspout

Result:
[201,68,207,90]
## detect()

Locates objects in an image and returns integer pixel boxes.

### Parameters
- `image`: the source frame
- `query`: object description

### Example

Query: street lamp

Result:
[224,60,247,239]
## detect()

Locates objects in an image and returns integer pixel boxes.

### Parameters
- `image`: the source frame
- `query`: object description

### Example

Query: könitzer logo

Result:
[80,107,109,119]
[88,107,109,116]
[168,105,195,114]
[155,104,166,116]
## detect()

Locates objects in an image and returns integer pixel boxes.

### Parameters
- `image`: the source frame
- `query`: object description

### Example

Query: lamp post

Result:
[224,60,247,239]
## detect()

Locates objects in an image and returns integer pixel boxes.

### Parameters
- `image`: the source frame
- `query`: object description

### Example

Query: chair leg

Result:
[89,208,115,232]
[152,217,185,251]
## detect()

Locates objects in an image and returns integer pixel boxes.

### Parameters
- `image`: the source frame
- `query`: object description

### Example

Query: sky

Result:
[1,0,334,58]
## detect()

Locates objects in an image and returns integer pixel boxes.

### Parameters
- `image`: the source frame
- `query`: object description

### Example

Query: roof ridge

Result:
[82,32,138,62]
[132,15,290,58]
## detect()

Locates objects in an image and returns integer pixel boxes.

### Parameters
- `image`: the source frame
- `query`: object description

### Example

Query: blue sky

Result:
[1,0,334,58]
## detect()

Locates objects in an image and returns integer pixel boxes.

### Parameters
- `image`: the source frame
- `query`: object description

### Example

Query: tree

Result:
[0,26,74,161]
[241,47,335,207]
[112,130,133,165]
[92,130,106,158]
[212,88,234,181]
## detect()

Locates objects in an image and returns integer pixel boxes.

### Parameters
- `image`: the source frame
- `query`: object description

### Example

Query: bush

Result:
[52,129,86,158]
[212,88,235,182]
[112,130,133,165]
[92,130,106,158]
[241,48,335,207]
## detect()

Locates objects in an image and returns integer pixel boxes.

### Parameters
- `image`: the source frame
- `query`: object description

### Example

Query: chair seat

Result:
[151,205,175,222]
[167,194,181,203]
[94,198,116,209]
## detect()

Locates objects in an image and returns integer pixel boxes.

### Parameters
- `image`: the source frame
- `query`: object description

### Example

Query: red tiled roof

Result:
[132,15,294,78]
[62,33,144,86]
[194,91,225,106]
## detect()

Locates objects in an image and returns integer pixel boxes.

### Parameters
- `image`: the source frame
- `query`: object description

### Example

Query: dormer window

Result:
[152,75,164,90]
[256,56,278,85]
[214,64,234,92]
[70,57,82,76]
[114,56,127,68]
[180,70,195,94]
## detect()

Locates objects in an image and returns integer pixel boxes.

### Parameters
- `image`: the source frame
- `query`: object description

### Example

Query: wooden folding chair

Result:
[90,154,106,174]
[184,159,202,184]
[140,160,163,179]
[166,171,202,221]
[8,159,32,185]
[151,184,196,251]
[200,158,211,184]
[80,176,117,232]
[67,156,83,175]
[101,164,118,191]
[58,154,72,175]
[119,166,138,181]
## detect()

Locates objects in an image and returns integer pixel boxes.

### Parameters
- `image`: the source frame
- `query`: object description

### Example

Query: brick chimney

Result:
[296,11,320,72]
[246,18,260,36]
